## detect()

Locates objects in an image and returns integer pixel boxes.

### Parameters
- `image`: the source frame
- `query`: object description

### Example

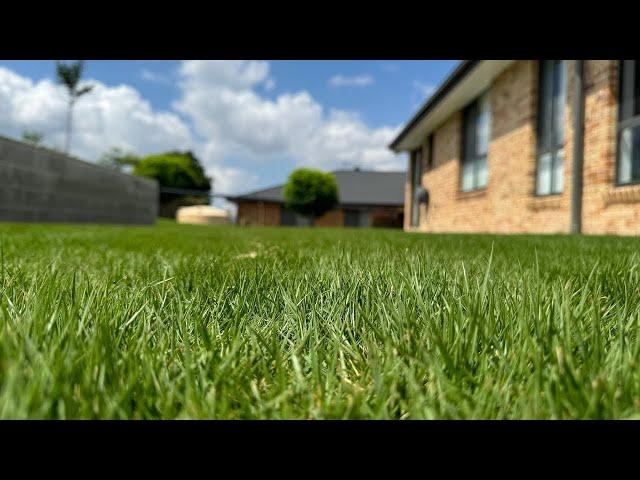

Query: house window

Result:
[536,60,566,195]
[410,147,422,227]
[618,60,640,185]
[461,91,490,192]
[425,134,434,171]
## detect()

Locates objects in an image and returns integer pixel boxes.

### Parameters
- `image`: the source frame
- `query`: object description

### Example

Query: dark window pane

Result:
[413,149,422,186]
[411,150,422,226]
[295,214,312,226]
[620,60,636,121]
[476,93,491,156]
[358,210,372,227]
[461,160,475,191]
[618,61,640,184]
[635,60,640,117]
[552,60,566,147]
[461,92,491,191]
[538,60,554,151]
[463,103,477,165]
[280,208,296,226]
[536,152,552,195]
[619,124,640,184]
[344,209,359,227]
[536,60,566,195]
[552,149,564,194]
[460,93,491,191]
[426,135,434,169]
[477,155,488,188]
[634,127,640,181]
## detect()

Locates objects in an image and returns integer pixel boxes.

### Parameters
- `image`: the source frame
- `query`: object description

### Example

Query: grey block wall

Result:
[0,135,158,224]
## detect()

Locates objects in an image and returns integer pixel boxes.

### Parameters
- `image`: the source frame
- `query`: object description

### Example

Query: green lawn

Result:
[1,220,640,419]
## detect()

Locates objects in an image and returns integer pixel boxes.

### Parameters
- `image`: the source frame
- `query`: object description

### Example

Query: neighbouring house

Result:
[390,60,640,236]
[226,169,405,227]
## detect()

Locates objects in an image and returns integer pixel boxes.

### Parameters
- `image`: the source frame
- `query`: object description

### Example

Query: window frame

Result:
[425,134,434,171]
[535,60,567,197]
[460,91,491,192]
[410,147,422,227]
[616,60,640,187]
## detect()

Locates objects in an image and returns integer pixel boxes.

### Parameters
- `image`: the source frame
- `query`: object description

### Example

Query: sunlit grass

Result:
[1,220,639,419]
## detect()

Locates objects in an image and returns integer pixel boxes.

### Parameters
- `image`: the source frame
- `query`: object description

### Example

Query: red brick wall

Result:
[371,206,404,228]
[236,204,403,228]
[314,209,344,227]
[236,201,281,226]
[406,60,640,236]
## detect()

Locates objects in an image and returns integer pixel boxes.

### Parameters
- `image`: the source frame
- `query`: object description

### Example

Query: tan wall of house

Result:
[314,209,344,227]
[403,176,412,230]
[406,60,640,236]
[581,61,640,236]
[236,201,281,226]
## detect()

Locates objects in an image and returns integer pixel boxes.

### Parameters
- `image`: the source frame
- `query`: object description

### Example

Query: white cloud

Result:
[206,164,261,220]
[179,60,271,91]
[0,61,405,201]
[328,74,374,87]
[207,164,259,196]
[264,78,276,91]
[174,61,402,173]
[289,110,402,171]
[413,80,436,100]
[140,69,173,85]
[0,66,192,161]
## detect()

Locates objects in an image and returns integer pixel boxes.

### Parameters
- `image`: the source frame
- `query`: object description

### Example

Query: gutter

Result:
[571,60,585,234]
[389,60,480,152]
[224,198,404,208]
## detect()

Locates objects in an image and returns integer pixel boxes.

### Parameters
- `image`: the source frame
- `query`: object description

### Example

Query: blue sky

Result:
[0,60,458,203]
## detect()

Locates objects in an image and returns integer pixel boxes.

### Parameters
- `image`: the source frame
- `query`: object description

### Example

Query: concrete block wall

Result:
[0,136,158,224]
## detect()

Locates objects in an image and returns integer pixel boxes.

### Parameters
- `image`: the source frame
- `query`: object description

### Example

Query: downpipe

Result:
[571,60,585,234]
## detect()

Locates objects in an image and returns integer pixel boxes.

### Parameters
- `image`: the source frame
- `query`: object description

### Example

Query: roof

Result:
[227,170,406,207]
[389,60,478,151]
[389,60,515,153]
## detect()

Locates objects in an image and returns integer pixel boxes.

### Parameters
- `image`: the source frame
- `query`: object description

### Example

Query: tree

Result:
[56,60,94,153]
[22,130,44,146]
[133,151,212,218]
[283,168,339,221]
[98,147,140,173]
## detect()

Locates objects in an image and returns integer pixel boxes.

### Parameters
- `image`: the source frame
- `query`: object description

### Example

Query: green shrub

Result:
[133,151,211,191]
[98,147,140,172]
[133,151,211,218]
[283,168,339,219]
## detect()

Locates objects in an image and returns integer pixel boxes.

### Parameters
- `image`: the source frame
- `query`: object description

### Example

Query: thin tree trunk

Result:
[64,99,74,154]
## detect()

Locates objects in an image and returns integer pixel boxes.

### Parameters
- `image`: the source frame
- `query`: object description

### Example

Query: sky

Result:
[0,60,458,209]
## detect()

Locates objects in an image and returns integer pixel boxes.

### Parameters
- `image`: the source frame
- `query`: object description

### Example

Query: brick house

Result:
[390,60,640,236]
[226,169,405,227]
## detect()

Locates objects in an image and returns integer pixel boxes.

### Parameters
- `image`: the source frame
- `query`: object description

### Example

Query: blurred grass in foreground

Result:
[1,220,640,419]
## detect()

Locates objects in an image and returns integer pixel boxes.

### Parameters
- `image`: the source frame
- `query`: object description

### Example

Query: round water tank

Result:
[176,205,231,225]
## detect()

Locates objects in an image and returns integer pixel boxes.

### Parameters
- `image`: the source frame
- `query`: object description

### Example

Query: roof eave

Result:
[389,60,480,152]
[226,198,404,208]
